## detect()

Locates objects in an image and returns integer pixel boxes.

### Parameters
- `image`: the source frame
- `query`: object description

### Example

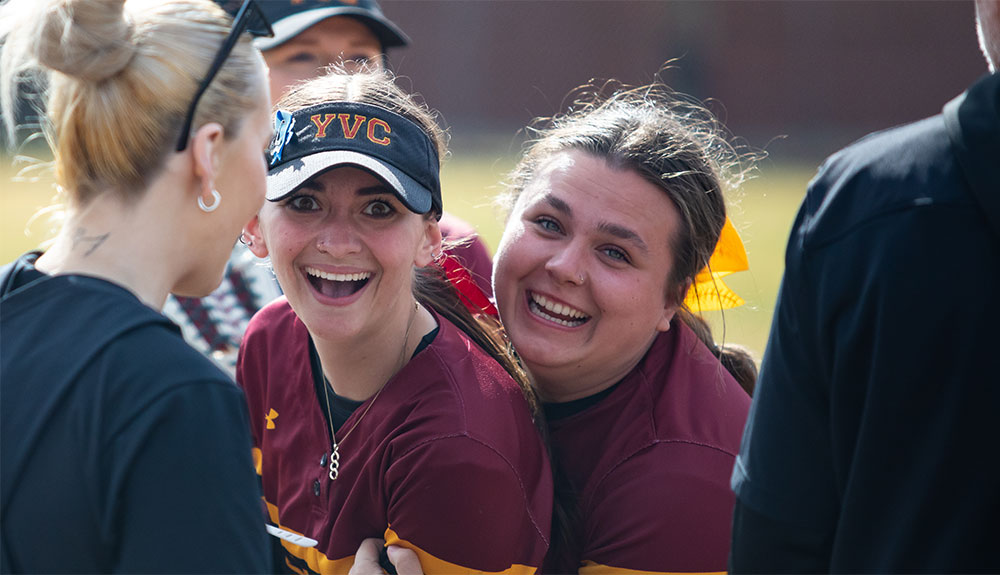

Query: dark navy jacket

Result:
[0,254,269,573]
[731,73,1000,572]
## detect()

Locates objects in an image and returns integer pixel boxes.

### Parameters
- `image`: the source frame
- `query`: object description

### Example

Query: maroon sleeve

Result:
[581,442,737,573]
[236,318,262,453]
[383,435,550,574]
[235,306,276,474]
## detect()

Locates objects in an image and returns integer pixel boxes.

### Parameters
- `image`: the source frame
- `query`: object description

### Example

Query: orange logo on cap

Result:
[367,118,390,145]
[309,113,392,146]
[310,114,335,138]
[338,114,365,139]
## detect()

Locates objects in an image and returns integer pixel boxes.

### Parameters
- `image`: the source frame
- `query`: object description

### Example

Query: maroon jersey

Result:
[546,320,750,574]
[237,297,552,574]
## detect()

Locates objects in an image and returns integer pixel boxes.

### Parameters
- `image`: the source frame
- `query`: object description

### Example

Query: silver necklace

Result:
[321,301,419,481]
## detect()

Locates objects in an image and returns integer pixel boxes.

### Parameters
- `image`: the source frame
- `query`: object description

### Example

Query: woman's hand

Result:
[349,538,423,575]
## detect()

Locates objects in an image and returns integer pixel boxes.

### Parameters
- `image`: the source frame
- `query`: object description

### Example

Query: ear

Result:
[656,306,678,333]
[190,122,225,202]
[656,278,692,332]
[414,217,443,268]
[245,214,270,258]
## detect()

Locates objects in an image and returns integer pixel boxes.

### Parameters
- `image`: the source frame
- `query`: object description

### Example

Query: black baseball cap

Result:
[266,102,441,216]
[225,0,410,51]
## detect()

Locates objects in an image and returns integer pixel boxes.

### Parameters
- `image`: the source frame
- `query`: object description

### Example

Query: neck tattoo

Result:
[72,227,110,257]
[322,300,420,481]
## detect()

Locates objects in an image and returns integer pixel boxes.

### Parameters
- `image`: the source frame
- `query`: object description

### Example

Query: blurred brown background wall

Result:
[380,0,988,161]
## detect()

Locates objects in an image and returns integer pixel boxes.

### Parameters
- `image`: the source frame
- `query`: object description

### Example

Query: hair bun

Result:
[36,0,135,82]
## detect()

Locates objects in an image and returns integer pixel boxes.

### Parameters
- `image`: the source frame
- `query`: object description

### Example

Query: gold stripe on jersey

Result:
[263,499,354,574]
[285,558,309,575]
[258,495,540,574]
[252,447,262,476]
[580,560,725,575]
[384,526,537,575]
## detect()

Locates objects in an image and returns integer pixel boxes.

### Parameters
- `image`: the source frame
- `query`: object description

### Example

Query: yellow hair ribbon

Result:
[682,216,749,312]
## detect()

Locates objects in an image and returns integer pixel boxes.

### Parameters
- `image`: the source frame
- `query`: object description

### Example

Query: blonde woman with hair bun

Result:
[0,0,274,572]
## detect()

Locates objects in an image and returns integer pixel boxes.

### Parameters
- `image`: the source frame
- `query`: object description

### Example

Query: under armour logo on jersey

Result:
[265,408,279,430]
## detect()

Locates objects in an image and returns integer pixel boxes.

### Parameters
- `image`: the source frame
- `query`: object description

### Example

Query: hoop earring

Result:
[198,189,221,213]
[239,232,253,248]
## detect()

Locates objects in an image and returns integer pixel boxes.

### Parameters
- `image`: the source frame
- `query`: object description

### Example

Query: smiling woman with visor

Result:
[0,0,275,572]
[237,68,554,574]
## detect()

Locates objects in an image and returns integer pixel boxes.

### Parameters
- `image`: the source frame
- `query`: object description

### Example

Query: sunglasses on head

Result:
[175,0,273,152]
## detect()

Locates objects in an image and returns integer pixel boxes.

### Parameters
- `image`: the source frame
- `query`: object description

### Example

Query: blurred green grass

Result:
[1,153,814,359]
[699,165,812,360]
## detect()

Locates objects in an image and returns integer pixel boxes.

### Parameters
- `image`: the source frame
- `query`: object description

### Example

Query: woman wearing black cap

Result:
[237,68,553,574]
[254,0,408,103]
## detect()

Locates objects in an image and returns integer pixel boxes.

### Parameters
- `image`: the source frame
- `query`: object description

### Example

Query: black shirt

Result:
[731,73,1000,572]
[0,253,269,573]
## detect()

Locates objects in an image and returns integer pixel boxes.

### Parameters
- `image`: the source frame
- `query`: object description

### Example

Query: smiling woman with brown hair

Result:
[492,82,755,574]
